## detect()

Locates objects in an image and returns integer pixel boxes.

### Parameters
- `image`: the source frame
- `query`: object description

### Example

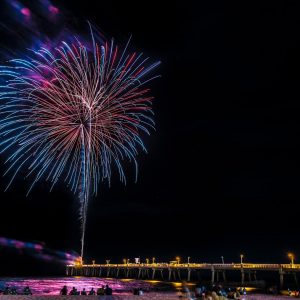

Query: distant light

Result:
[49,5,59,14]
[21,7,31,17]
[34,244,43,251]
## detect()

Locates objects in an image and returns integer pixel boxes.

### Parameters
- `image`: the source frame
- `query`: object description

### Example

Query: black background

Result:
[1,0,300,275]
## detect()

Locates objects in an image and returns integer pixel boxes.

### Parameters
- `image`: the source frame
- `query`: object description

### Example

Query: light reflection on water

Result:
[0,277,175,295]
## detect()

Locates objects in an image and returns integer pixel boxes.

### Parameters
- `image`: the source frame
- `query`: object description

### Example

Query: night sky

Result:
[1,0,300,276]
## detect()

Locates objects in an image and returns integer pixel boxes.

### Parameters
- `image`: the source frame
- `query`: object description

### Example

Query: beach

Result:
[0,294,296,300]
[0,295,179,300]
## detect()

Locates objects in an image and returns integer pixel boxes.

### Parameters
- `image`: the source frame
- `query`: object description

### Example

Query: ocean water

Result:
[0,277,176,295]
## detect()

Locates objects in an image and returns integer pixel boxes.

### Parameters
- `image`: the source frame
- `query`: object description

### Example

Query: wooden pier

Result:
[66,262,300,288]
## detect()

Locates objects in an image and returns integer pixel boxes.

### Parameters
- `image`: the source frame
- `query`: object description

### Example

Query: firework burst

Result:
[0,29,160,257]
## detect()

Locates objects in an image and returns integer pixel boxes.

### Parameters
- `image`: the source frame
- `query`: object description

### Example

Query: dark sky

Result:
[1,0,300,275]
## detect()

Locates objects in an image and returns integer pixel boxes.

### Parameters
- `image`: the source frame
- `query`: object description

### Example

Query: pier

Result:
[66,262,300,288]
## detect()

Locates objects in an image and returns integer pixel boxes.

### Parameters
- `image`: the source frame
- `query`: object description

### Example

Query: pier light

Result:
[240,254,244,264]
[176,256,181,265]
[152,257,156,264]
[123,258,126,265]
[188,257,190,264]
[75,256,83,266]
[146,258,149,265]
[92,260,95,265]
[288,253,295,267]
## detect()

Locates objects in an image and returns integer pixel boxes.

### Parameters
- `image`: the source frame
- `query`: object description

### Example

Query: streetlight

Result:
[221,256,224,264]
[92,260,95,265]
[146,258,149,265]
[152,257,156,264]
[240,254,244,265]
[188,257,191,265]
[288,253,295,268]
[176,256,181,265]
[123,258,126,265]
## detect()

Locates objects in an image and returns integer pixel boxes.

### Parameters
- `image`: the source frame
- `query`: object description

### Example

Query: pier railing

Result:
[66,262,300,288]
[67,262,300,270]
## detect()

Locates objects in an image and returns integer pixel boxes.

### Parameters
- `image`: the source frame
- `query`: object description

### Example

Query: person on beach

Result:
[212,290,220,300]
[69,287,78,295]
[195,285,202,298]
[60,286,68,295]
[3,287,11,295]
[138,288,144,295]
[133,288,143,295]
[81,288,87,295]
[23,286,32,295]
[227,288,240,300]
[88,288,96,295]
[97,285,105,295]
[105,284,113,295]
[205,290,213,300]
[268,286,278,295]
[180,281,191,299]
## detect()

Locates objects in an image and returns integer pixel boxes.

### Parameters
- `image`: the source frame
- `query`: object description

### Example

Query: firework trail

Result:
[0,28,160,258]
[0,236,79,264]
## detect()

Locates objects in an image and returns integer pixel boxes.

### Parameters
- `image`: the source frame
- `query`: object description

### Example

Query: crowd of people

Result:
[180,283,300,300]
[60,284,113,296]
[4,282,300,299]
[179,283,247,300]
[0,286,32,295]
